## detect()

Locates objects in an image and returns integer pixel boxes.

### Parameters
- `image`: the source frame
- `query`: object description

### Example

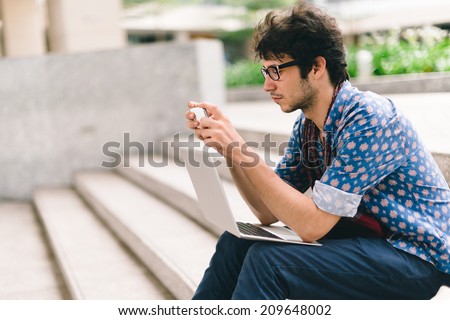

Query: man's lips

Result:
[271,94,282,102]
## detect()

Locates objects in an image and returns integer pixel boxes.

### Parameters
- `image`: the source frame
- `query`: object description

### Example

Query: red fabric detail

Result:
[353,213,386,238]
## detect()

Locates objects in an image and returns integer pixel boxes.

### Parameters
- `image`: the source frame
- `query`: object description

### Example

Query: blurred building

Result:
[122,3,250,44]
[1,0,450,59]
[316,0,450,35]
[0,0,125,58]
[123,0,450,44]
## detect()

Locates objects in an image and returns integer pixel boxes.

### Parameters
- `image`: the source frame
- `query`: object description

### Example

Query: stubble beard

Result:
[289,78,318,114]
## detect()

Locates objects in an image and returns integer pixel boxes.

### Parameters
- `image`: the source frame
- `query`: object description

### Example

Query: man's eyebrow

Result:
[263,63,278,68]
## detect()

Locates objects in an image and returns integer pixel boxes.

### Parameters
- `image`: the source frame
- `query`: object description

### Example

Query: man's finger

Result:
[186,120,200,129]
[196,102,225,120]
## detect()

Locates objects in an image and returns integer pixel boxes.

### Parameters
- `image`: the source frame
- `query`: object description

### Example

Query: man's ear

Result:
[312,56,327,77]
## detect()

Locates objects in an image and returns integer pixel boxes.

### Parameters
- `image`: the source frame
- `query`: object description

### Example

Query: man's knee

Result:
[215,232,256,257]
[244,242,281,269]
[216,232,244,250]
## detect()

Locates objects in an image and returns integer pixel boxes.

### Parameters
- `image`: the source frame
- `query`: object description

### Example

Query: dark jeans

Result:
[192,232,446,299]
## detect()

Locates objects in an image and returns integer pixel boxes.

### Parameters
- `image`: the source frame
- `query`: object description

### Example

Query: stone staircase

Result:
[1,100,450,300]
[0,141,263,300]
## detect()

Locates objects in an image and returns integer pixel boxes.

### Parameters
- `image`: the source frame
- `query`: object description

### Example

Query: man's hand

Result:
[185,101,248,164]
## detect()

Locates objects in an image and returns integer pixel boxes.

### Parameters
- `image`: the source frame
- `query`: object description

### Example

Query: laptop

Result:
[180,146,321,246]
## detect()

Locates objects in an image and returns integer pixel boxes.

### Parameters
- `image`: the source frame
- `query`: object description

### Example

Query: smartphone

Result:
[191,107,208,121]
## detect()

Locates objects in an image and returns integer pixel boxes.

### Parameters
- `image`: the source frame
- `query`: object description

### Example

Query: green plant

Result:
[348,26,450,77]
[346,46,358,78]
[226,60,264,87]
[123,0,152,8]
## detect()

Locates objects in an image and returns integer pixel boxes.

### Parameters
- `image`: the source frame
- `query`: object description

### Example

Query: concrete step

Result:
[434,285,450,299]
[34,188,172,299]
[0,202,68,299]
[74,170,217,299]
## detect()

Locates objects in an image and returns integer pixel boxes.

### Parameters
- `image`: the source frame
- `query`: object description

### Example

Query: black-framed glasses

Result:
[260,60,298,81]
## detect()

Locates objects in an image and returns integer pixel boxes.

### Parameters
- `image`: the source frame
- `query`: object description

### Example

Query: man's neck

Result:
[303,83,336,132]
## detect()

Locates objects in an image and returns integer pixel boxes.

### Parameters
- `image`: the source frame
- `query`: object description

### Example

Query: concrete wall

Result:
[352,72,450,95]
[0,39,225,200]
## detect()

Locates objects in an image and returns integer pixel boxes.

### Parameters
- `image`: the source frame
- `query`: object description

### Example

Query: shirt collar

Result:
[322,80,355,139]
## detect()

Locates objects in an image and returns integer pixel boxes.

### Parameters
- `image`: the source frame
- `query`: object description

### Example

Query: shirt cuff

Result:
[312,181,362,218]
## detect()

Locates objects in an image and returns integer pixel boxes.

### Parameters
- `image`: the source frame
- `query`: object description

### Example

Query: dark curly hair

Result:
[253,1,349,86]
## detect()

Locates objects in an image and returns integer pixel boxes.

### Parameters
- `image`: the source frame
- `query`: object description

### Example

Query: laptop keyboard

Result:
[237,222,282,239]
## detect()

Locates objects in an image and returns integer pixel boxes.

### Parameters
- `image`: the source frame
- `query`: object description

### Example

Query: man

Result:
[185,1,450,299]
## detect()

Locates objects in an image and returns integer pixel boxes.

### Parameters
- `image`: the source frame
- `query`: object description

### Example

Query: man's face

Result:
[262,56,318,114]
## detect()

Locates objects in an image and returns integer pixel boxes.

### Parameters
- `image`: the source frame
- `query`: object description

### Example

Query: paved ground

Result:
[226,92,450,154]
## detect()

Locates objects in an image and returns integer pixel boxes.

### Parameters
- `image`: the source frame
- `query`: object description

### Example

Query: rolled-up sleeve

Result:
[312,181,362,217]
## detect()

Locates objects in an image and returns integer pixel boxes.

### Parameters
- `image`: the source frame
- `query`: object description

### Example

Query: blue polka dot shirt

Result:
[275,81,450,273]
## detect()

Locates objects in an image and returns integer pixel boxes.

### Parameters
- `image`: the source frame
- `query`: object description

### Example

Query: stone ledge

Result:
[352,72,450,95]
[227,71,450,102]
[432,152,450,185]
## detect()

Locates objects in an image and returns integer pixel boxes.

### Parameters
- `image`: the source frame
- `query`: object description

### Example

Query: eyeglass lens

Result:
[261,66,280,81]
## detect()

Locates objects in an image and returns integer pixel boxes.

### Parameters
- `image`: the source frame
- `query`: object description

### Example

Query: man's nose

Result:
[263,77,276,92]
